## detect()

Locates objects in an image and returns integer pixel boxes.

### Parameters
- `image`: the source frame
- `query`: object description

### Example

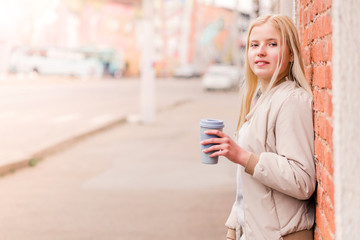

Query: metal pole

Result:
[194,0,204,67]
[232,0,240,67]
[253,0,260,17]
[179,0,193,66]
[140,0,156,124]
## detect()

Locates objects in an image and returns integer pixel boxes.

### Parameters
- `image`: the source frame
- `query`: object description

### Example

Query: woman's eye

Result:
[250,43,258,47]
[269,42,278,47]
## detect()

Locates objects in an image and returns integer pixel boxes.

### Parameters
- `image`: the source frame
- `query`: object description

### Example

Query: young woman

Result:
[200,15,315,240]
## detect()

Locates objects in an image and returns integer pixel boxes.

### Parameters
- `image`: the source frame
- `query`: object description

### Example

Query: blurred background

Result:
[0,0,282,240]
[0,1,351,240]
[0,0,278,79]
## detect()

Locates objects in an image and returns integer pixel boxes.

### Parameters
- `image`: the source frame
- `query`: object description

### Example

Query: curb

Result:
[0,99,192,177]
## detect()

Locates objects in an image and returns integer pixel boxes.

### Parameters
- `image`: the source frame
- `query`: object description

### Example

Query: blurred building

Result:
[152,0,188,77]
[0,0,264,78]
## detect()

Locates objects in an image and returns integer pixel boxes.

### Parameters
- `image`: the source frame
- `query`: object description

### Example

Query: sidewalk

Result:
[0,82,239,239]
[0,78,205,176]
[0,96,187,176]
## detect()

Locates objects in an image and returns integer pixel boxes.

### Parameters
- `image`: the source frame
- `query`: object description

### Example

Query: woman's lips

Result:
[255,60,270,66]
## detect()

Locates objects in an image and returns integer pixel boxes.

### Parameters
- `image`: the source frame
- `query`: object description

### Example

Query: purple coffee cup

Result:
[200,119,224,164]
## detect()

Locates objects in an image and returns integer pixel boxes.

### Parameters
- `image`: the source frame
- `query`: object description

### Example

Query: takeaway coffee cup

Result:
[200,119,224,164]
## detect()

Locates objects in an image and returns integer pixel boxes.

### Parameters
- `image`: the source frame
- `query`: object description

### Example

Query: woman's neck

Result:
[259,71,288,93]
[259,79,269,93]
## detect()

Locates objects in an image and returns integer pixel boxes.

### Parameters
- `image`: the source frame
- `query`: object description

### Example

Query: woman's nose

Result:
[257,44,266,56]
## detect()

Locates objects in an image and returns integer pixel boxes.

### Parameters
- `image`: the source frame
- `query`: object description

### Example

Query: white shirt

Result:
[235,121,249,228]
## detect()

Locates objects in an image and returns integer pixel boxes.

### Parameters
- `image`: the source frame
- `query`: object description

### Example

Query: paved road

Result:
[0,76,239,239]
[0,77,206,170]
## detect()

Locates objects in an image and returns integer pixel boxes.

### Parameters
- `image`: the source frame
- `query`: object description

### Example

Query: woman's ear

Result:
[289,53,294,62]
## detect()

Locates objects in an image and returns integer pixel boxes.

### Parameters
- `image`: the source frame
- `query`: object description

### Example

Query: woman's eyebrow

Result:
[249,38,278,42]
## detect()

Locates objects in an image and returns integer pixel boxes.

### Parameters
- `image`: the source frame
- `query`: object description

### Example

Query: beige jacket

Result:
[226,80,315,240]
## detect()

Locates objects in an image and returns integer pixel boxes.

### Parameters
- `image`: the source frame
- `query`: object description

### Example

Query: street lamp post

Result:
[232,0,241,68]
[140,0,156,124]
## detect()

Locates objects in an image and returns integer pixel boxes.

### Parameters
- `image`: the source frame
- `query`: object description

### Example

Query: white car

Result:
[202,64,243,90]
[173,64,202,78]
[9,47,104,78]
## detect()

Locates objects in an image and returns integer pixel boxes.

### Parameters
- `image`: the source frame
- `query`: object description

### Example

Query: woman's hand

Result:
[200,130,251,167]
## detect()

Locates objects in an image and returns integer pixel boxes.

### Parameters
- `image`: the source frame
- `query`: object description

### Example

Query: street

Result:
[0,76,212,169]
[0,76,239,239]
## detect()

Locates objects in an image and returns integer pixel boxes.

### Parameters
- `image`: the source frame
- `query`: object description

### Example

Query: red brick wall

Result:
[298,0,334,239]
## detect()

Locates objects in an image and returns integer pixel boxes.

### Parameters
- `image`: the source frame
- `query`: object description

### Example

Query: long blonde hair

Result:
[237,14,312,130]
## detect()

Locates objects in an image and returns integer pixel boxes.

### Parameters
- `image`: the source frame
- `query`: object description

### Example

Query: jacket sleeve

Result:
[225,202,238,229]
[245,92,316,200]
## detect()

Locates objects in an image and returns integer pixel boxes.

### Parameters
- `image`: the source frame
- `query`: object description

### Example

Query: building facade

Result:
[278,0,360,239]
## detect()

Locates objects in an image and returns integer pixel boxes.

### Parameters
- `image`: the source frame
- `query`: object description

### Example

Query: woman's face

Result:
[247,22,291,83]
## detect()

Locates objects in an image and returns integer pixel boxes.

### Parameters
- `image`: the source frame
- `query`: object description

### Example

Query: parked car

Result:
[77,47,125,78]
[9,46,104,78]
[202,64,243,90]
[173,64,203,78]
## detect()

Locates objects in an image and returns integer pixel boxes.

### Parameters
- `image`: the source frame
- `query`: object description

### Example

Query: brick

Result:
[326,117,333,147]
[322,170,334,204]
[305,65,313,82]
[315,162,334,201]
[313,0,320,16]
[314,11,332,38]
[299,7,304,26]
[312,90,321,113]
[302,47,311,66]
[317,185,335,232]
[314,135,321,150]
[313,64,332,89]
[325,65,332,88]
[315,205,334,240]
[313,89,333,117]
[304,5,312,24]
[318,115,333,147]
[311,38,332,64]
[323,198,335,234]
[315,160,322,183]
[316,0,332,14]
[314,168,335,240]
[314,228,322,240]
[313,110,322,135]
[311,14,325,40]
[312,20,320,40]
[311,41,321,64]
[314,136,334,175]
[324,146,333,175]
[304,24,314,46]
[300,0,311,8]
[314,111,320,134]
[323,37,332,62]
[313,65,326,88]
[304,27,310,46]
[326,0,332,9]
[312,37,332,63]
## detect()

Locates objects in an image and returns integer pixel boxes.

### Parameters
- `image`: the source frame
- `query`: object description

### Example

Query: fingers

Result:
[203,144,230,158]
[204,129,225,137]
[200,133,231,146]
[209,150,227,158]
[200,132,233,158]
[200,137,223,145]
[203,143,227,153]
